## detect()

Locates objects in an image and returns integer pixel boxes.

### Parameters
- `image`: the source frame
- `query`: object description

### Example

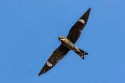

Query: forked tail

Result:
[75,48,88,59]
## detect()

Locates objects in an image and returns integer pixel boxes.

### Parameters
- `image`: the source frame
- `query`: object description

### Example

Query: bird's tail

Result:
[75,48,88,59]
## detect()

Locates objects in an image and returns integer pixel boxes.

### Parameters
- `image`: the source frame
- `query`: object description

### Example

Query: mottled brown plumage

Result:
[38,8,91,76]
[67,8,91,43]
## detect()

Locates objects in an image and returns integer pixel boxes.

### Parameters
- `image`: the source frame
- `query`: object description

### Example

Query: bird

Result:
[38,8,91,76]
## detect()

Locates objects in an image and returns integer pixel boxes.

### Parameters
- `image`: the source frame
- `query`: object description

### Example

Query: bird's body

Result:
[58,36,88,59]
[38,8,91,76]
[58,36,75,50]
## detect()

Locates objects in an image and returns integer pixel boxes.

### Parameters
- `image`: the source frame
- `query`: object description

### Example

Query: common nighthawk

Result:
[38,8,91,76]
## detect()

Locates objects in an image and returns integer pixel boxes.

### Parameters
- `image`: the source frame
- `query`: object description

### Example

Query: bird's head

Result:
[58,36,66,42]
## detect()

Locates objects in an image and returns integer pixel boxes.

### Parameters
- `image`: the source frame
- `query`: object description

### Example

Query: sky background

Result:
[0,0,125,83]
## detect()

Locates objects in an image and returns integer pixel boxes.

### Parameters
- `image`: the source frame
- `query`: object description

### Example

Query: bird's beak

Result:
[58,36,61,41]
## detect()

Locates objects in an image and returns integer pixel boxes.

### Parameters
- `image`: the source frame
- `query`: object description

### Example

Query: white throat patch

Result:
[61,38,65,41]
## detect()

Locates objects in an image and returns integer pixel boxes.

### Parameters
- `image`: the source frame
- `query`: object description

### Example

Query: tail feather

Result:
[79,49,88,55]
[75,48,88,59]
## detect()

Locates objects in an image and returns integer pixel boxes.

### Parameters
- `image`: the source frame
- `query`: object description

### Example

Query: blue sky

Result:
[0,0,125,83]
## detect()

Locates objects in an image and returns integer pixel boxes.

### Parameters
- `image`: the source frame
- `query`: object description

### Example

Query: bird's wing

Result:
[67,8,91,44]
[38,44,70,76]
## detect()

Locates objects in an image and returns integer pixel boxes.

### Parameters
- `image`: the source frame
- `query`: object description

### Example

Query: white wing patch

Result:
[79,19,85,24]
[47,61,53,67]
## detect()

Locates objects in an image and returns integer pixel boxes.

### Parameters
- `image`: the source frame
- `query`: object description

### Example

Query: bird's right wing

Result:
[38,44,70,76]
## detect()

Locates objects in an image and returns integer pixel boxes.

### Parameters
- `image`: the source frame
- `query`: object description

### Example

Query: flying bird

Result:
[38,8,91,76]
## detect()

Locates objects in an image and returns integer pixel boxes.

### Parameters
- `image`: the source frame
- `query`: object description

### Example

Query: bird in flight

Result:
[38,8,91,76]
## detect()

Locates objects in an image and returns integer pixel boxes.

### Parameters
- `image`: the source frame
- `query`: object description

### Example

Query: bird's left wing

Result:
[67,8,91,44]
[38,44,70,76]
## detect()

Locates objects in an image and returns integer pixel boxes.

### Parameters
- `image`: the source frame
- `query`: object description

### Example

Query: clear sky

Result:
[0,0,125,83]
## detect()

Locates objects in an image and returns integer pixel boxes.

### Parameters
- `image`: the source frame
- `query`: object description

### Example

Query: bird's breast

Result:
[61,39,75,50]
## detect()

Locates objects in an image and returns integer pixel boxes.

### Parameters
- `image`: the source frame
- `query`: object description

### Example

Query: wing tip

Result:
[38,73,41,76]
[86,8,91,16]
[38,67,46,76]
[38,64,52,76]
[38,70,47,76]
[87,8,91,15]
[38,71,44,76]
[80,8,91,23]
[85,8,91,16]
[88,8,91,12]
[80,8,91,19]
